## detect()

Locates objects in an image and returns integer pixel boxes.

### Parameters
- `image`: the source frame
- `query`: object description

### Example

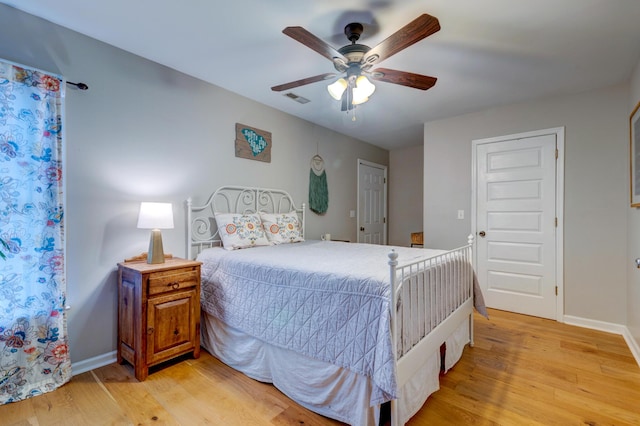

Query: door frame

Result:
[471,127,565,321]
[357,159,388,244]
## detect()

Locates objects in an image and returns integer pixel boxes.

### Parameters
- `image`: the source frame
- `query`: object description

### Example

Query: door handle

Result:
[360,227,365,232]
[478,231,486,237]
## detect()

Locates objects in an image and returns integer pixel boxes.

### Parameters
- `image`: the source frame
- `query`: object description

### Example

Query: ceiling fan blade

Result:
[283,27,347,62]
[271,73,336,92]
[369,68,437,90]
[362,14,440,65]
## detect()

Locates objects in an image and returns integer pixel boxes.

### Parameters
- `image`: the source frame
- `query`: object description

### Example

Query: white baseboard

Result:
[622,327,640,367]
[563,315,640,367]
[563,315,627,334]
[71,350,117,376]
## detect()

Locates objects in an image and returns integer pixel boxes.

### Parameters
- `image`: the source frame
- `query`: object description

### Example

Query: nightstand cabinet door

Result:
[147,288,198,365]
[117,257,201,381]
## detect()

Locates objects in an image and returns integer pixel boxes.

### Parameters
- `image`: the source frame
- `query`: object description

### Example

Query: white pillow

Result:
[214,212,270,250]
[260,211,304,245]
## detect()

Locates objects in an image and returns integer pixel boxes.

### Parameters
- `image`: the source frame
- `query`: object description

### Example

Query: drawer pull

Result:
[147,327,154,335]
[168,282,180,290]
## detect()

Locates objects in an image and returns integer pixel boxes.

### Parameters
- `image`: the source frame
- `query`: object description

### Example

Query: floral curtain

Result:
[0,60,70,404]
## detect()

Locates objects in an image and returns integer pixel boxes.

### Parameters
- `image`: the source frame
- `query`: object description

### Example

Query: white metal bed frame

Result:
[187,186,474,426]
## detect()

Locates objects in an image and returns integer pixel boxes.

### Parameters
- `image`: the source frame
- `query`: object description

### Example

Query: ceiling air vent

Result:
[284,92,310,104]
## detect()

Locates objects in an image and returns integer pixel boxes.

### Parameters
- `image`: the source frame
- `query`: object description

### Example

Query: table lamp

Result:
[137,202,174,264]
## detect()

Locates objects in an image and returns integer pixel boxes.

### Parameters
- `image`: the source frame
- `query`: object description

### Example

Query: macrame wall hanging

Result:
[309,150,328,214]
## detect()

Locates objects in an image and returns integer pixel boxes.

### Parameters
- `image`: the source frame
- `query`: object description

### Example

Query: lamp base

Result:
[147,229,165,264]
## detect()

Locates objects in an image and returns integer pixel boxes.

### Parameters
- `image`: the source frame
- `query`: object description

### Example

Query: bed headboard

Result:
[186,185,305,259]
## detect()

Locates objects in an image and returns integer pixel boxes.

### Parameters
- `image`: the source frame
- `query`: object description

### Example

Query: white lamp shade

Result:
[327,78,348,100]
[137,202,174,229]
[352,76,376,105]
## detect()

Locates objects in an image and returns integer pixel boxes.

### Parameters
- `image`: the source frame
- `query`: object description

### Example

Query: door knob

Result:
[478,231,486,237]
[360,227,365,232]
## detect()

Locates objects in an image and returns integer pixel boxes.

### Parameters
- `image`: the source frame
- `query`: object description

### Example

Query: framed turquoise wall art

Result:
[235,123,271,163]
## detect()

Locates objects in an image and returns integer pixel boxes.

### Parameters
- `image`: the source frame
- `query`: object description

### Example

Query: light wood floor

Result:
[2,309,639,425]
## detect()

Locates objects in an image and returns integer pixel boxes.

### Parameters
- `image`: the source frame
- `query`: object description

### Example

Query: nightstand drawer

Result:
[148,268,199,295]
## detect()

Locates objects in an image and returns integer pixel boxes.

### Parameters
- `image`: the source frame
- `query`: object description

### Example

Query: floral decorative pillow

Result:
[214,212,270,250]
[259,211,304,244]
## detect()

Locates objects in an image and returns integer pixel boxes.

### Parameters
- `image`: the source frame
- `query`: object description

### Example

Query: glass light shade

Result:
[352,95,369,106]
[327,78,348,100]
[137,202,174,229]
[352,76,376,105]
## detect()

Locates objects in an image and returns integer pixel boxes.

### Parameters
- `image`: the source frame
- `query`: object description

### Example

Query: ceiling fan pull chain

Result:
[347,82,356,121]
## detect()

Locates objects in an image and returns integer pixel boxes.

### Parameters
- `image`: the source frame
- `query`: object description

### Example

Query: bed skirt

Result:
[201,312,469,425]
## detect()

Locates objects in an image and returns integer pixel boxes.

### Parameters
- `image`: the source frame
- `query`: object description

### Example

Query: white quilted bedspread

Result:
[197,240,441,405]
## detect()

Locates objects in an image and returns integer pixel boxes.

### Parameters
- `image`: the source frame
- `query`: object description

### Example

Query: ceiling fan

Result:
[271,14,440,111]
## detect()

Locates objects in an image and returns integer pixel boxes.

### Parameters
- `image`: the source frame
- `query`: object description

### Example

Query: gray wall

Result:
[424,84,629,325]
[389,145,423,247]
[0,4,388,364]
[628,60,640,348]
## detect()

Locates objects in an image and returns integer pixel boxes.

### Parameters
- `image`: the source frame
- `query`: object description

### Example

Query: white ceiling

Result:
[5,0,640,150]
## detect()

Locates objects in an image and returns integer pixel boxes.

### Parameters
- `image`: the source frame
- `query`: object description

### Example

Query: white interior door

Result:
[357,160,387,244]
[474,130,561,320]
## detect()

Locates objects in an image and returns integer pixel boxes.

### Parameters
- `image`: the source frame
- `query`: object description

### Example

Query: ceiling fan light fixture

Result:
[327,78,348,100]
[351,75,376,105]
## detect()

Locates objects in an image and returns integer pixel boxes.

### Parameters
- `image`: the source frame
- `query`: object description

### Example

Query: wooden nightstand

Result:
[117,255,201,381]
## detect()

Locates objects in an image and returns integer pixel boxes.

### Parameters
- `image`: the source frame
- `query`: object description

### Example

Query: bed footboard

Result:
[388,234,475,426]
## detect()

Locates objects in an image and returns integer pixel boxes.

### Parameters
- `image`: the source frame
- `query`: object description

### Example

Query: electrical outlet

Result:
[457,210,464,220]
